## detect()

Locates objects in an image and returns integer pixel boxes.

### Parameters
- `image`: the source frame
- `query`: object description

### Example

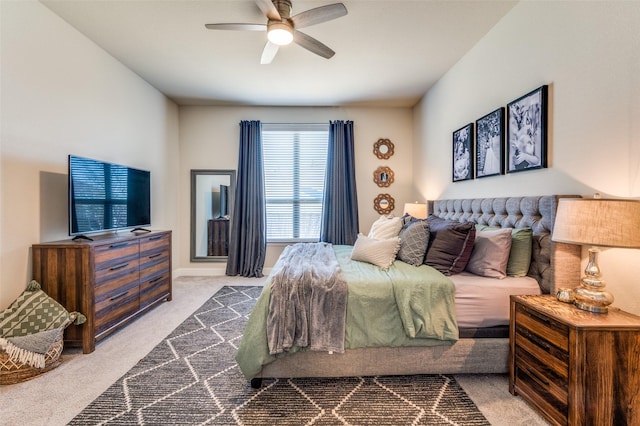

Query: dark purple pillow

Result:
[424,218,475,275]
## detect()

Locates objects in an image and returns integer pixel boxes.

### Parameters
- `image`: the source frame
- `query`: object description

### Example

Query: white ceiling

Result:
[41,0,516,107]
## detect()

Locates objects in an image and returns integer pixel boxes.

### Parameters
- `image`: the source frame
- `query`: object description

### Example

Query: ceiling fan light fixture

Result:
[267,22,293,45]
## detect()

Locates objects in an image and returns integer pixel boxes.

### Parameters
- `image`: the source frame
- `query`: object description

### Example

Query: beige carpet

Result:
[1,276,548,425]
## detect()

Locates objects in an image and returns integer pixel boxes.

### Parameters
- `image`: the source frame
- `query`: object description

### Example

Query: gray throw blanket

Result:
[0,328,61,368]
[267,242,347,355]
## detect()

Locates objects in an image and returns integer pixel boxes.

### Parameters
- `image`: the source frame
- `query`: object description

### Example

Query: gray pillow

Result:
[397,219,430,266]
[465,228,513,278]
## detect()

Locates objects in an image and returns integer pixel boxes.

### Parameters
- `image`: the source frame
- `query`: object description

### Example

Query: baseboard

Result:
[174,268,226,277]
[174,267,273,278]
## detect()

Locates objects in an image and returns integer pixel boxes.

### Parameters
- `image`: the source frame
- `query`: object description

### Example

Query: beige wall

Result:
[177,106,413,275]
[0,2,180,309]
[5,0,638,317]
[413,1,640,314]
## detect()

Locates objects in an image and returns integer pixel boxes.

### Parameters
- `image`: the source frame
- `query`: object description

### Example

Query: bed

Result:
[236,195,582,387]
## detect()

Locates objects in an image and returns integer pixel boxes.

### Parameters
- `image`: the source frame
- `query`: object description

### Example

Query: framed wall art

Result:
[373,166,394,187]
[373,138,394,159]
[452,123,474,182]
[475,107,504,178]
[373,193,395,215]
[506,85,548,173]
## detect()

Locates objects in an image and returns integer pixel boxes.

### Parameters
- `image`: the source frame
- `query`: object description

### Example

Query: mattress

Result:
[451,272,541,328]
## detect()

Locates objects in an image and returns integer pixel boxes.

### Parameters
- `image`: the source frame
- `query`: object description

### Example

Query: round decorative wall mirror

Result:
[374,193,395,215]
[373,166,394,187]
[373,138,394,160]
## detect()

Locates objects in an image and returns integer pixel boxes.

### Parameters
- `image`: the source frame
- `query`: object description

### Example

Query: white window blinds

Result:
[262,123,329,242]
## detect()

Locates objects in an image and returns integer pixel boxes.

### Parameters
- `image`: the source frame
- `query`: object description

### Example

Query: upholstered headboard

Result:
[428,195,582,294]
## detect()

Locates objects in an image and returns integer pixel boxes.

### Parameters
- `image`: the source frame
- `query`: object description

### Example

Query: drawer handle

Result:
[149,277,163,284]
[527,309,551,325]
[110,290,129,301]
[110,262,129,271]
[526,366,550,387]
[149,236,163,241]
[109,242,129,249]
[527,331,552,352]
[148,253,162,259]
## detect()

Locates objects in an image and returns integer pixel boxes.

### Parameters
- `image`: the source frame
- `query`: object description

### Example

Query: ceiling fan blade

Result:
[255,0,281,21]
[261,41,280,64]
[291,3,347,29]
[293,31,335,59]
[205,23,266,31]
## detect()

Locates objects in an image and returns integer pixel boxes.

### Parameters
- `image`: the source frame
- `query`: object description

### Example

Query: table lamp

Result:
[551,197,640,313]
[403,202,427,219]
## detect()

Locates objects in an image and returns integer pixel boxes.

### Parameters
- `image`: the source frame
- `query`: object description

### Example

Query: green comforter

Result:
[236,245,458,379]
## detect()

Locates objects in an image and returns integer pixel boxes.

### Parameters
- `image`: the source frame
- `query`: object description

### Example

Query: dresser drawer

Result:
[94,240,139,270]
[94,240,140,287]
[94,279,140,336]
[140,246,170,272]
[94,258,140,289]
[140,233,170,255]
[140,272,171,309]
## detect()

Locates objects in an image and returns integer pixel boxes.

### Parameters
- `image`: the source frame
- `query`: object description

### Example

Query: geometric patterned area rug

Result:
[69,286,489,425]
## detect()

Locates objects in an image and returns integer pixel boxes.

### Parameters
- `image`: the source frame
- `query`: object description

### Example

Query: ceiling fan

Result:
[205,0,348,64]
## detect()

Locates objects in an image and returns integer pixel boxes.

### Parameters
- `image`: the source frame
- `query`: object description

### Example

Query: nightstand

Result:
[509,295,640,426]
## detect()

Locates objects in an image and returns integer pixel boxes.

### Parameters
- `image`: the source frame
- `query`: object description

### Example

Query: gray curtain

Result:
[320,120,359,245]
[226,120,266,277]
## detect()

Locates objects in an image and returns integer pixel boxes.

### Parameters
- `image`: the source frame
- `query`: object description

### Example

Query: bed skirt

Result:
[258,338,508,379]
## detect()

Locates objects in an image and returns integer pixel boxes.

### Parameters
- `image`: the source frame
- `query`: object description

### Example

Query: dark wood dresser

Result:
[32,230,172,354]
[509,294,640,425]
[207,218,229,256]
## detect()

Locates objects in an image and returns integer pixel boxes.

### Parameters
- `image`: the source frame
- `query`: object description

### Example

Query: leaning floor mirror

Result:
[190,169,236,262]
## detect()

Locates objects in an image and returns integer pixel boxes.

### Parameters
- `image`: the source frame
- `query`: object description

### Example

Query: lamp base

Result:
[571,246,614,314]
[573,282,614,314]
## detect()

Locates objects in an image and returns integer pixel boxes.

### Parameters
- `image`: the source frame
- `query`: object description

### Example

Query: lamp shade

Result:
[552,198,640,248]
[403,202,427,219]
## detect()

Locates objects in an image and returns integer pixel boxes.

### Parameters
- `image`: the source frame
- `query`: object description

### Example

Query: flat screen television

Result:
[210,184,229,219]
[68,155,151,237]
[219,184,229,218]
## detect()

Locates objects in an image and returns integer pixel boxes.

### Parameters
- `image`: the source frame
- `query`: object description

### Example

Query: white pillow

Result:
[368,215,402,240]
[351,233,400,269]
[465,228,513,279]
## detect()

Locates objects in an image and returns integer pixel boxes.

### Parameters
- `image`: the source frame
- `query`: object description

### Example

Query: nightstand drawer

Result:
[515,325,568,380]
[514,359,568,426]
[515,303,569,350]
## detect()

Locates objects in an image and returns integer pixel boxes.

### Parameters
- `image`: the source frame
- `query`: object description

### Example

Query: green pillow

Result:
[0,280,85,338]
[475,225,533,277]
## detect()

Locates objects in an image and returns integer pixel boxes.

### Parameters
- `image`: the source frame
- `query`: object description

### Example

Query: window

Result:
[262,123,329,242]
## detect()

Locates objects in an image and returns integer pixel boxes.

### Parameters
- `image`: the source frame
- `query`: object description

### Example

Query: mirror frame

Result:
[190,169,236,262]
[374,193,395,215]
[373,166,394,187]
[373,138,395,159]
